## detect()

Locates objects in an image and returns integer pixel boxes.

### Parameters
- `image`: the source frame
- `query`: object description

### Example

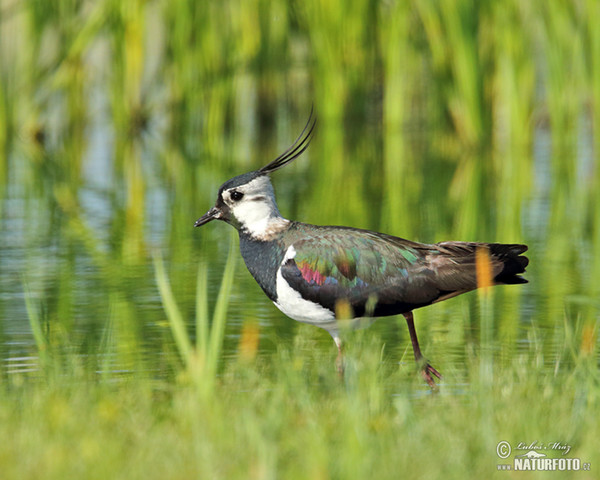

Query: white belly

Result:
[274,267,336,327]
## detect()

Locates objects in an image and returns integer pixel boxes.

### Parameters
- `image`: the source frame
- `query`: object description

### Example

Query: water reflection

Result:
[0,30,597,381]
[2,111,596,380]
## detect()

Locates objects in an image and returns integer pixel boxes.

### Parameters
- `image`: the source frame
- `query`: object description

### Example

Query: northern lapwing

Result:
[194,112,529,387]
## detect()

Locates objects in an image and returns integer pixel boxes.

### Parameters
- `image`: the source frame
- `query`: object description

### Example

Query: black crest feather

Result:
[258,108,316,174]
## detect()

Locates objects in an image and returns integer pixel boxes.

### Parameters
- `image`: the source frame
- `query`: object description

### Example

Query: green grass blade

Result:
[23,282,50,370]
[24,290,45,352]
[205,234,237,378]
[153,252,193,366]
[196,258,209,356]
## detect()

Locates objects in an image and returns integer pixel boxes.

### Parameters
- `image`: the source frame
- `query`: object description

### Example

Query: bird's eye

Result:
[230,190,244,201]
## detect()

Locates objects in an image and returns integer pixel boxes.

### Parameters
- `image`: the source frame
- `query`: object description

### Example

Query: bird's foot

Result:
[335,352,345,379]
[421,362,442,388]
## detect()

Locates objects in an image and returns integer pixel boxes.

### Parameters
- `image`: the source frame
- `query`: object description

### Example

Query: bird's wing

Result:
[280,229,528,318]
[279,230,443,317]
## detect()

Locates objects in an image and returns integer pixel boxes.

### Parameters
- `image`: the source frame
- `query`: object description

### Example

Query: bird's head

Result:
[194,111,315,240]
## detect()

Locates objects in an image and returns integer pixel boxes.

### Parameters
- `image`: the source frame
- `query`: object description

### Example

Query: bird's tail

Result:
[431,241,529,292]
[486,243,529,284]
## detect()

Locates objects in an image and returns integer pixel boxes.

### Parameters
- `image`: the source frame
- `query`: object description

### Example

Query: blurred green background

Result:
[0,0,599,478]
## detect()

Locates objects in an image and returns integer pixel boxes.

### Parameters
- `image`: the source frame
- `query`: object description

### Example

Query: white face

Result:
[221,176,289,239]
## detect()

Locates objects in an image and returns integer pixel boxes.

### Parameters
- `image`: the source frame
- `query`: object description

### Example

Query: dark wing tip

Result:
[510,244,528,255]
[258,107,316,175]
[489,243,529,283]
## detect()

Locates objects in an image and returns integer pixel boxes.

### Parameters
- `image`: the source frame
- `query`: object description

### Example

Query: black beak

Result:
[194,207,221,227]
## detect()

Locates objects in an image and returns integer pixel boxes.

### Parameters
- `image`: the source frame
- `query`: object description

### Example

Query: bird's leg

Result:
[403,311,442,387]
[333,335,345,378]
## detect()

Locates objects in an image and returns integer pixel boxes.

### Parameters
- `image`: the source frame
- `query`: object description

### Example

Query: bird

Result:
[194,112,529,387]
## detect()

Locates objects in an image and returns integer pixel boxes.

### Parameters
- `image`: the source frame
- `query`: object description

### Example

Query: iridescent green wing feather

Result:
[280,230,440,316]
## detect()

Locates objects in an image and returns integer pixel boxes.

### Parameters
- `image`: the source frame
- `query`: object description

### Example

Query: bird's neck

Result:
[239,211,291,241]
[238,229,287,301]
